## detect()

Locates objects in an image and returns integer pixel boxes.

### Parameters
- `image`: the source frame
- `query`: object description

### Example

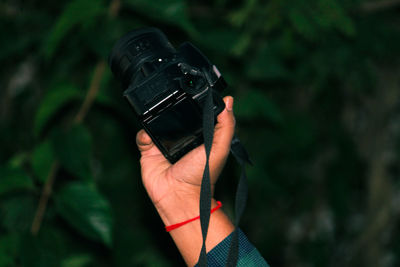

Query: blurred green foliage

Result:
[1,0,400,266]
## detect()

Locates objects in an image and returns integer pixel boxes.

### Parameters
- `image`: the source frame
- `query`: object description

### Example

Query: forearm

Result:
[155,195,234,267]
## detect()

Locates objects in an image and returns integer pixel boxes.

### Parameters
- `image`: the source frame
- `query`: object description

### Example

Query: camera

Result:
[109,28,227,163]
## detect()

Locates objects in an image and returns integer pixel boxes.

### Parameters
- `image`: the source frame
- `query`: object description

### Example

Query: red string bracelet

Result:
[165,201,222,232]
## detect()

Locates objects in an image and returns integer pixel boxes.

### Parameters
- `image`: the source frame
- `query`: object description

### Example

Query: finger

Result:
[136,130,163,157]
[212,96,236,157]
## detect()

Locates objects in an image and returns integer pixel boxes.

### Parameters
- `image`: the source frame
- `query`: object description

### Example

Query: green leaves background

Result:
[1,0,400,266]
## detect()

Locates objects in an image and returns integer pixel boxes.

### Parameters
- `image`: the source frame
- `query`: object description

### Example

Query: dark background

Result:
[1,0,400,266]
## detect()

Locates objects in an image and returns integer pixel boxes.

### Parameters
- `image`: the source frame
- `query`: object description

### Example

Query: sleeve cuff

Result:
[195,228,269,267]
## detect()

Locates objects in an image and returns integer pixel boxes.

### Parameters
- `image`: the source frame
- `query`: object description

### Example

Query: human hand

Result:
[136,96,235,226]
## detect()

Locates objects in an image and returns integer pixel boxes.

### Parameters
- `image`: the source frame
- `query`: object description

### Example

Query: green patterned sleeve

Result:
[195,229,269,267]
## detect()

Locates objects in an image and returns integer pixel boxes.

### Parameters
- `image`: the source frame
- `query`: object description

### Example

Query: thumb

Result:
[136,129,163,157]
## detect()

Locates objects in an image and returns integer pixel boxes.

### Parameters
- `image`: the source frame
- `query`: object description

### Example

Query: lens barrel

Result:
[109,28,176,88]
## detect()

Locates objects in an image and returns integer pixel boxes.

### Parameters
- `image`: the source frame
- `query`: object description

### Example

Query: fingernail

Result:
[226,97,234,111]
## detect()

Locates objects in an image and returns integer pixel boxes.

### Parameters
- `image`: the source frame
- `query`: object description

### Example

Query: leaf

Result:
[34,85,82,137]
[42,0,107,59]
[194,28,240,55]
[133,249,172,267]
[19,228,65,267]
[231,33,252,57]
[31,141,55,183]
[0,17,42,61]
[8,153,29,169]
[51,125,92,180]
[288,8,317,40]
[124,0,196,35]
[0,233,19,267]
[228,0,258,27]
[316,0,356,37]
[0,252,13,267]
[95,69,116,107]
[282,115,315,152]
[61,254,93,267]
[55,181,113,246]
[246,45,290,80]
[0,195,36,232]
[235,90,283,124]
[0,165,33,196]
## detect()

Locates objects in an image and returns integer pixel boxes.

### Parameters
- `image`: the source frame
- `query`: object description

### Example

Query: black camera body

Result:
[109,28,227,163]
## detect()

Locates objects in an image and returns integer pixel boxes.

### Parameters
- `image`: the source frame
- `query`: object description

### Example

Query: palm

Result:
[140,144,226,204]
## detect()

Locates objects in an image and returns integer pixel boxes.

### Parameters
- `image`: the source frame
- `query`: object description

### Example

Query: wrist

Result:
[158,196,234,266]
[154,191,218,227]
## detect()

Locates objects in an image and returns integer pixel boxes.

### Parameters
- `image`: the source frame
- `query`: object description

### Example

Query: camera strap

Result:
[197,87,251,267]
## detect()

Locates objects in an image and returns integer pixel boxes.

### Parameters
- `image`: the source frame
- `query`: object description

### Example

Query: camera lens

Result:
[109,28,176,88]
